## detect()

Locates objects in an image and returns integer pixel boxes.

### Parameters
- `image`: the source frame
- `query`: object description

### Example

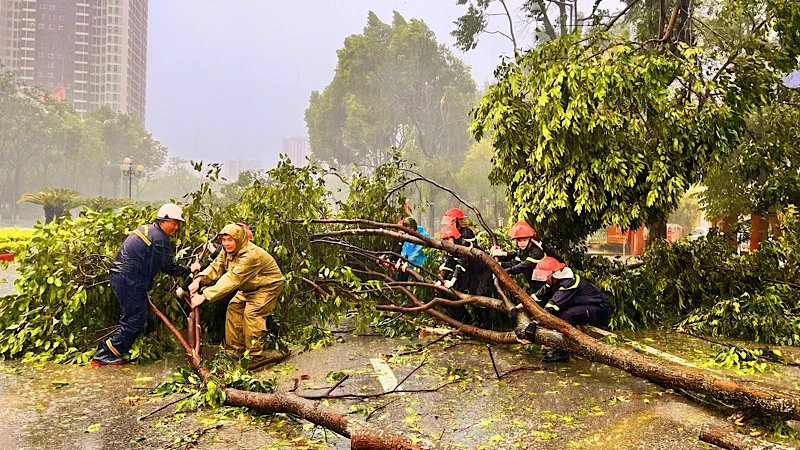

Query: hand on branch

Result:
[490,245,506,258]
[190,261,202,274]
[190,293,206,308]
[444,278,456,289]
[202,242,217,255]
[188,278,201,295]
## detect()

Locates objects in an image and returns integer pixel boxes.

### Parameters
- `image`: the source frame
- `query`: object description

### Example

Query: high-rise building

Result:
[283,136,310,166]
[222,160,262,182]
[0,0,148,121]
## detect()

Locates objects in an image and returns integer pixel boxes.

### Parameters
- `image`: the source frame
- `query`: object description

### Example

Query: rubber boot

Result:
[91,340,125,366]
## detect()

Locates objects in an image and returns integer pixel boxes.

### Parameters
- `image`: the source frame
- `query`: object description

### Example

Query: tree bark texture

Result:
[310,219,800,420]
[699,423,796,450]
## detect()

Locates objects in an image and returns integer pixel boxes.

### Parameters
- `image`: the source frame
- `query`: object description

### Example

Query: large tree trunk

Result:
[646,216,668,248]
[148,301,455,450]
[43,205,54,224]
[311,219,800,420]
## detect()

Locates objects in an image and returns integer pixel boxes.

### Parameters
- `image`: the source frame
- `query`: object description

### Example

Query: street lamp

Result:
[121,157,144,199]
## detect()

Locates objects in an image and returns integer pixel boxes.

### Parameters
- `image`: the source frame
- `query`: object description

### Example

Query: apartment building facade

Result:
[0,0,148,121]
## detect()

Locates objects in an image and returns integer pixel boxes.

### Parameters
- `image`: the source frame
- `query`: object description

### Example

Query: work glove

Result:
[444,278,456,289]
[523,320,539,342]
[490,245,505,258]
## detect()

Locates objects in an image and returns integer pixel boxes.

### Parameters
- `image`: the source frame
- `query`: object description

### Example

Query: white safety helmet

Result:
[156,203,184,222]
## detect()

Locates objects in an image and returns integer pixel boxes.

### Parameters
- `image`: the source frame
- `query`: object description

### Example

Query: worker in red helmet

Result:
[441,208,494,327]
[436,224,466,290]
[525,256,611,363]
[490,221,545,293]
[435,224,474,323]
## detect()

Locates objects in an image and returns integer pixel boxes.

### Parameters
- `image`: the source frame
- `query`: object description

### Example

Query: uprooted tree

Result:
[3,154,800,448]
[2,1,800,448]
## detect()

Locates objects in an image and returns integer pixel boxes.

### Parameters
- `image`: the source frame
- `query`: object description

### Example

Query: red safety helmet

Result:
[441,207,466,225]
[439,224,461,240]
[533,256,566,281]
[509,221,538,240]
[444,207,465,219]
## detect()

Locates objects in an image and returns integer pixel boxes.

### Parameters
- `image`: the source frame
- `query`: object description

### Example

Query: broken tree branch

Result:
[388,170,497,245]
[699,423,796,450]
[309,219,800,420]
[149,302,452,450]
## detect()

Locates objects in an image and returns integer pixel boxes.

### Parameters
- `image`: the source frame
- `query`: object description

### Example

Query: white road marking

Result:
[370,358,402,392]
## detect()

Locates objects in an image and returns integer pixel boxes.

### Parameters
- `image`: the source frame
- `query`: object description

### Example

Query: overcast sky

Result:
[146,1,621,168]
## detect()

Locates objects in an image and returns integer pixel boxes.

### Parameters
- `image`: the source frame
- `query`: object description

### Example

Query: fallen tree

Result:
[309,218,800,420]
[149,299,456,450]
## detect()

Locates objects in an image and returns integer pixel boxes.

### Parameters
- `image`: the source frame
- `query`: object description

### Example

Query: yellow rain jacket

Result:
[198,223,284,359]
[199,223,284,302]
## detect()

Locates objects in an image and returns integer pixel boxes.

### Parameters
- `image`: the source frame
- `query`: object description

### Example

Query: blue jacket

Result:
[110,223,190,290]
[401,226,430,268]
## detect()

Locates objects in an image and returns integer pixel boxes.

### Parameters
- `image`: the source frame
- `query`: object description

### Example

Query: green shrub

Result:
[0,228,34,254]
[585,220,800,345]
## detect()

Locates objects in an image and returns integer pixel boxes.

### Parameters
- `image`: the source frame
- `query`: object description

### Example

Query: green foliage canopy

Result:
[472,0,800,252]
[305,11,477,167]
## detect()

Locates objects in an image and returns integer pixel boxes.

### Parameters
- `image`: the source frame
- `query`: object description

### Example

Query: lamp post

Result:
[121,157,144,199]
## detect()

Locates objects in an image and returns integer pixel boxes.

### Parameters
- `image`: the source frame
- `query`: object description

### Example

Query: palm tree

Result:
[77,196,134,212]
[19,187,80,224]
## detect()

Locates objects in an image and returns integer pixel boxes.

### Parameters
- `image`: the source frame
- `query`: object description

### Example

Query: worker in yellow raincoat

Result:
[188,223,284,361]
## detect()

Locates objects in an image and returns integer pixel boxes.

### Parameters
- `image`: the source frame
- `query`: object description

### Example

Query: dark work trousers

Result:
[107,276,149,356]
[557,304,611,328]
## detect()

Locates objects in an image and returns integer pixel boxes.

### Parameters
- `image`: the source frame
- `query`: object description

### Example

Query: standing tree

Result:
[305,11,477,168]
[471,0,800,255]
[85,107,167,198]
[19,187,80,224]
[701,86,800,242]
[0,73,43,220]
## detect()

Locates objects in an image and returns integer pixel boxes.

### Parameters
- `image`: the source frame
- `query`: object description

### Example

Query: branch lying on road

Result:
[699,423,796,450]
[149,301,453,450]
[308,218,800,421]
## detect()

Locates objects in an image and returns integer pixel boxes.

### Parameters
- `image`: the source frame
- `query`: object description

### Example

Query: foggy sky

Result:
[146,1,621,169]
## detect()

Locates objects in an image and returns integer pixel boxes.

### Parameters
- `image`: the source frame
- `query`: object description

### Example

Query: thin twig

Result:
[137,393,193,421]
[297,380,461,400]
[604,0,640,31]
[487,345,501,381]
[394,354,429,392]
[394,332,453,357]
[498,366,543,379]
[325,374,350,396]
[365,398,400,422]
